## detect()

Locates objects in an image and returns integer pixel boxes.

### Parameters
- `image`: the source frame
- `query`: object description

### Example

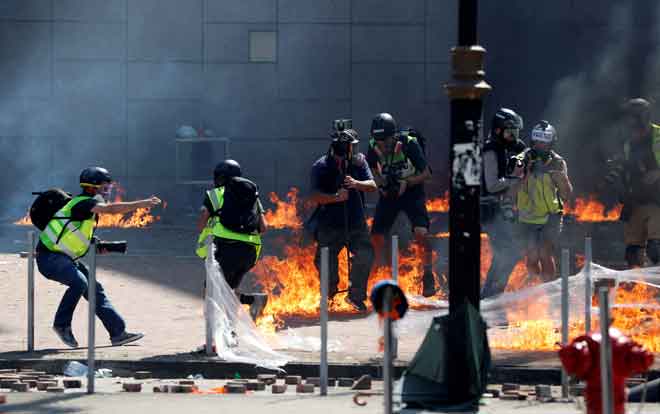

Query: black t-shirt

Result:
[70,193,101,221]
[310,154,373,229]
[366,137,427,198]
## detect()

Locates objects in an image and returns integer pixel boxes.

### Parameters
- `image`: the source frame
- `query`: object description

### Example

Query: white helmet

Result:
[530,120,557,144]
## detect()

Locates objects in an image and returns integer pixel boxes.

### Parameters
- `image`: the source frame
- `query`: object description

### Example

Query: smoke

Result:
[544,1,660,193]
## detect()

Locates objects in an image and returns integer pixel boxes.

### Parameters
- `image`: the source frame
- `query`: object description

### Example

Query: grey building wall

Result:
[1,0,658,220]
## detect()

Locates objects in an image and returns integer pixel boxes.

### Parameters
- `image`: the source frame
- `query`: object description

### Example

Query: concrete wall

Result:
[1,0,658,220]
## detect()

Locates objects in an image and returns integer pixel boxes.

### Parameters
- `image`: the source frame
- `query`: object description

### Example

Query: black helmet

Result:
[624,98,652,127]
[214,159,242,182]
[491,108,523,136]
[370,113,398,141]
[331,128,359,157]
[80,167,112,187]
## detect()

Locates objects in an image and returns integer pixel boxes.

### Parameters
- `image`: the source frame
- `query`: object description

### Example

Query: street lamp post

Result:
[445,0,490,313]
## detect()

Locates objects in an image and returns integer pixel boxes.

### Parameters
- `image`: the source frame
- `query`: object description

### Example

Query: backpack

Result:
[218,177,260,234]
[400,127,427,155]
[29,188,72,231]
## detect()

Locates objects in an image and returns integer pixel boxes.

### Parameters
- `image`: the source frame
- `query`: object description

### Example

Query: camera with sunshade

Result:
[93,237,128,255]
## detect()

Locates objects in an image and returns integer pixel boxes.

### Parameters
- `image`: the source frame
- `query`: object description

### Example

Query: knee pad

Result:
[647,240,660,264]
[625,245,644,267]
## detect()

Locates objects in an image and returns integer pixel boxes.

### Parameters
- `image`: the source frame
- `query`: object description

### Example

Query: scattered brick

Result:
[46,387,64,393]
[179,380,195,386]
[351,375,372,390]
[257,374,276,385]
[63,379,82,389]
[501,383,519,393]
[10,383,29,392]
[0,394,5,403]
[296,383,314,394]
[0,370,16,374]
[123,382,142,393]
[24,380,37,389]
[328,378,337,387]
[305,377,320,387]
[499,393,519,401]
[246,381,265,391]
[485,388,499,398]
[535,385,552,401]
[178,385,194,394]
[271,384,287,394]
[225,383,246,394]
[37,381,58,391]
[570,383,585,397]
[285,376,301,385]
[338,378,354,387]
[134,371,152,380]
[0,379,19,389]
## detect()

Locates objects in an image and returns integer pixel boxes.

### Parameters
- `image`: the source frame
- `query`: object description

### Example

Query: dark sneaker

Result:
[249,293,268,321]
[422,271,437,297]
[53,326,79,348]
[110,331,144,346]
[345,295,367,313]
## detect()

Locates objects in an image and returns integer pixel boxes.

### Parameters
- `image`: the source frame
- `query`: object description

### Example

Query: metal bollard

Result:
[320,247,329,396]
[390,235,399,360]
[27,231,36,352]
[561,248,569,399]
[584,237,593,333]
[87,238,97,394]
[599,286,614,414]
[205,243,213,356]
[383,286,393,414]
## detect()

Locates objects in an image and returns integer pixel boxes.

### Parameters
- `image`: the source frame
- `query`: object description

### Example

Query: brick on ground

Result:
[271,384,287,394]
[285,375,301,385]
[296,383,314,394]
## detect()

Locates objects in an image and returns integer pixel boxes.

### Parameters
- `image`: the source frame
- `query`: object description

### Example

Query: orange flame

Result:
[263,188,302,229]
[425,191,449,213]
[565,196,623,222]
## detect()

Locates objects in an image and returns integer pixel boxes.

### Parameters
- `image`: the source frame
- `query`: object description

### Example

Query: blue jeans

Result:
[36,248,125,338]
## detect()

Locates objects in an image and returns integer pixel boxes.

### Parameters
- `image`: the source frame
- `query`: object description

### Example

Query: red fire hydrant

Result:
[559,327,654,414]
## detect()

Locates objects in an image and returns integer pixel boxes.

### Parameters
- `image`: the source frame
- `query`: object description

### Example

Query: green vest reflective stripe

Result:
[196,187,262,259]
[39,196,96,259]
[624,123,660,166]
[516,150,563,225]
[369,135,418,179]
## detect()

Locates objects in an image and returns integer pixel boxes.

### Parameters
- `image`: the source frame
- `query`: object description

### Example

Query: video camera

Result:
[332,118,352,132]
[93,238,128,255]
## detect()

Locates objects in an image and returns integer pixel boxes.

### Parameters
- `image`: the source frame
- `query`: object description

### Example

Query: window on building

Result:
[249,31,277,63]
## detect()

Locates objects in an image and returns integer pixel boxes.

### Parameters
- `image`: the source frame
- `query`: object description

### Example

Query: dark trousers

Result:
[212,238,258,304]
[314,223,373,302]
[481,209,521,298]
[36,249,125,338]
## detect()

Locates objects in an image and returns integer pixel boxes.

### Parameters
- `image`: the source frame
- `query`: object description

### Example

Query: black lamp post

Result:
[445,0,490,313]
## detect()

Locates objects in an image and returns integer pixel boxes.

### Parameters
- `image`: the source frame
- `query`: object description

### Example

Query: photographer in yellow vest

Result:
[514,121,573,282]
[36,167,161,348]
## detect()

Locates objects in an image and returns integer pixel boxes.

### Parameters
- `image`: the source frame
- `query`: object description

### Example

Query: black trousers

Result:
[314,222,373,302]
[213,238,258,290]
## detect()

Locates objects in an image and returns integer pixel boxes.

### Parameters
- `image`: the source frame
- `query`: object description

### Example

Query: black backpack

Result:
[29,188,72,231]
[400,127,427,155]
[218,177,260,234]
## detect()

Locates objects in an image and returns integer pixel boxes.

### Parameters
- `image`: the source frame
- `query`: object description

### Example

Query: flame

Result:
[426,191,449,213]
[610,282,660,352]
[565,196,623,222]
[14,185,161,228]
[263,188,302,229]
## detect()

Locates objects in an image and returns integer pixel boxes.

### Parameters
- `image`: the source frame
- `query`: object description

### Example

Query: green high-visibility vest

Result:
[195,187,262,259]
[39,196,96,260]
[516,149,563,225]
[624,123,660,166]
[369,134,419,179]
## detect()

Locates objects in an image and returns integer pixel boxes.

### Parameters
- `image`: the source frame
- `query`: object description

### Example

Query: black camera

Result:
[95,240,128,255]
[332,119,352,132]
[506,154,528,176]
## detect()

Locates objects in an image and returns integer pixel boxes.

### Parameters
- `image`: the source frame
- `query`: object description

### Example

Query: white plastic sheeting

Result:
[205,250,289,369]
